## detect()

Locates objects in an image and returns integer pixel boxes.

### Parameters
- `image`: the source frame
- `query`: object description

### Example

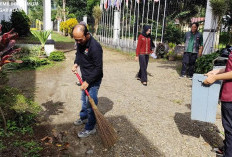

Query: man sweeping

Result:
[72,23,103,138]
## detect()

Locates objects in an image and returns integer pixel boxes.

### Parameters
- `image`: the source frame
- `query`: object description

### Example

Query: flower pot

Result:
[168,56,176,61]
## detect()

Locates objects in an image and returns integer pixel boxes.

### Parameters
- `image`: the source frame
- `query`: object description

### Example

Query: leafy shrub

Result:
[14,46,31,59]
[60,21,65,33]
[29,46,44,57]
[21,57,51,68]
[0,86,41,120]
[60,18,78,36]
[164,22,184,44]
[11,10,31,36]
[220,32,232,45]
[195,52,220,74]
[0,71,8,85]
[67,13,76,19]
[48,51,65,61]
[0,20,12,34]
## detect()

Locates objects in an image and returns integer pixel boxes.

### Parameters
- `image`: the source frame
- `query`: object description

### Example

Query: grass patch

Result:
[52,32,74,43]
[0,86,43,156]
[13,140,43,157]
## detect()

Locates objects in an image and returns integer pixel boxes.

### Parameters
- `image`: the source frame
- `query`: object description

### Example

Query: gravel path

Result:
[8,47,224,156]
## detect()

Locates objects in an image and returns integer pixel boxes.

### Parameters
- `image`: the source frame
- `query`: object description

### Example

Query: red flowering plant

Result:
[0,24,22,71]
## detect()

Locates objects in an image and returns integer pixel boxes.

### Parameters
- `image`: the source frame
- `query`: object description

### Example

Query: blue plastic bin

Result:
[191,74,222,123]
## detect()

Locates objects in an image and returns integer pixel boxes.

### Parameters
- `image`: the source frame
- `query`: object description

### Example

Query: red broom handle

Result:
[75,73,90,96]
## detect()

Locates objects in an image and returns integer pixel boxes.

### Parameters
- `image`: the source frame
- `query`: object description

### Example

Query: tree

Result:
[92,5,102,36]
[28,0,43,23]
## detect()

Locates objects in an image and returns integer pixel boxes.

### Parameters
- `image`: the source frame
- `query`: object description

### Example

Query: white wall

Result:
[0,0,27,22]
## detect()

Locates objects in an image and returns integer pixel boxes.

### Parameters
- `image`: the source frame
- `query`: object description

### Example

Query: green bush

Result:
[48,51,65,61]
[0,71,8,85]
[164,22,184,45]
[21,57,51,68]
[11,10,31,36]
[0,20,12,34]
[195,52,220,74]
[14,46,31,59]
[220,32,232,45]
[67,13,76,19]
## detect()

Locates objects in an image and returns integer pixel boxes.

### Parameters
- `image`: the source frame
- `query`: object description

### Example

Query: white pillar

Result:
[57,20,61,32]
[83,15,87,24]
[203,0,218,54]
[113,10,120,45]
[43,0,52,37]
[43,0,54,56]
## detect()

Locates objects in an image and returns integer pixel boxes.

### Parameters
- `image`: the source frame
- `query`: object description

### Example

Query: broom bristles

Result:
[88,96,117,148]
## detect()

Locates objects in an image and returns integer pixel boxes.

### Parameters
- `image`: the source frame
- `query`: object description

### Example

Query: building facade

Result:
[0,0,27,21]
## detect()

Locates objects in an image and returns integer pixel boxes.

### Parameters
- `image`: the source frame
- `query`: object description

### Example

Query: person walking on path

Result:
[204,51,232,157]
[180,22,203,79]
[135,25,155,86]
[72,24,103,138]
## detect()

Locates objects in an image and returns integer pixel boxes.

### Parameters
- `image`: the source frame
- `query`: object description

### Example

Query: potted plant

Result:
[167,42,176,61]
[167,50,177,61]
[31,30,52,57]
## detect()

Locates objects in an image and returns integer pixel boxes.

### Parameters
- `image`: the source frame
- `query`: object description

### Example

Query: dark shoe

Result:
[187,76,193,80]
[212,147,224,156]
[142,82,147,86]
[135,74,140,80]
[179,75,186,79]
[76,82,81,86]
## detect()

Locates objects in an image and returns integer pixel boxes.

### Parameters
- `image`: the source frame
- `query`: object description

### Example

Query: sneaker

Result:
[179,75,186,79]
[78,128,96,138]
[73,119,88,126]
[76,82,81,86]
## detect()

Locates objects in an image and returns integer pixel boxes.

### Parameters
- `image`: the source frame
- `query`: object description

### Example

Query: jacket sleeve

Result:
[85,46,103,84]
[136,35,142,56]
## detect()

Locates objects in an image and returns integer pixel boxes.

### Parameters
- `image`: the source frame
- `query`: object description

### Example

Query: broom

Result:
[75,73,117,148]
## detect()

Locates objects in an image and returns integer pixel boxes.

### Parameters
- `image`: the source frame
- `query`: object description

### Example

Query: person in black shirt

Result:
[72,24,103,138]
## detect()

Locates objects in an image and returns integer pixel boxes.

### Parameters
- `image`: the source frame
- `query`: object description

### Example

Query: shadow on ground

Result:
[35,116,164,157]
[34,97,164,156]
[156,60,182,75]
[174,112,224,149]
[98,97,114,115]
[40,101,65,122]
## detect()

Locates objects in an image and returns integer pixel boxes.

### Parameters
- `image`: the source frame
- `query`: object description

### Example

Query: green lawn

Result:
[52,32,74,43]
[17,32,74,44]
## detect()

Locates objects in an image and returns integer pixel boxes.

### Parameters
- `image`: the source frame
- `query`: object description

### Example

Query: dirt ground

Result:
[7,47,224,157]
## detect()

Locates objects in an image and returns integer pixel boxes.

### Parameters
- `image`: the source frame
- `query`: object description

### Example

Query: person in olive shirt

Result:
[180,22,203,79]
[72,24,103,138]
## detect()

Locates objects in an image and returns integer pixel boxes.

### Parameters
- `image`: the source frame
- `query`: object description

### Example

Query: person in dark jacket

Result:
[72,24,103,138]
[135,25,155,86]
[180,22,203,79]
[204,51,232,157]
